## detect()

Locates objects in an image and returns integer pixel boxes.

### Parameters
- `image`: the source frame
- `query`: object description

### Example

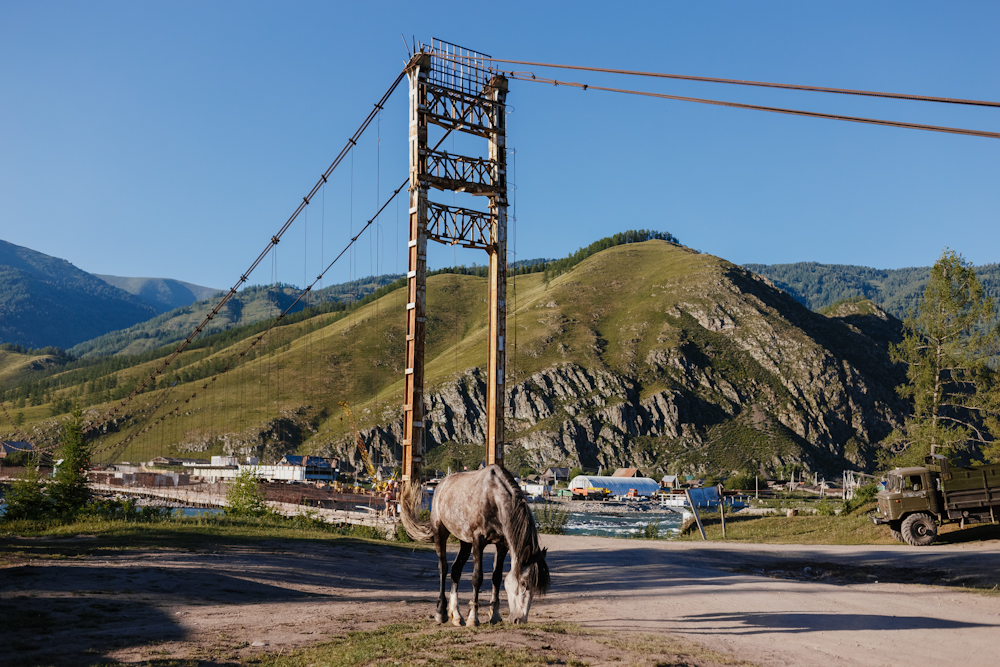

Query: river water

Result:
[562,510,683,538]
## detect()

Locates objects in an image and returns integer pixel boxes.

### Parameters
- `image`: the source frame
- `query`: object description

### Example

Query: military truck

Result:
[871,454,1000,546]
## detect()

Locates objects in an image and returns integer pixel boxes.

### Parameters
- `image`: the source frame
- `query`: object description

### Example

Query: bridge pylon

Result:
[401,40,508,484]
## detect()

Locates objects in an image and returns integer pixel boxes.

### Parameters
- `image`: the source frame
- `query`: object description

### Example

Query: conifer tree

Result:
[49,409,93,517]
[887,249,1000,464]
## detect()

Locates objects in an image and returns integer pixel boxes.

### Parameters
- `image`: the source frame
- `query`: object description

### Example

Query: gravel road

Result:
[2,533,998,666]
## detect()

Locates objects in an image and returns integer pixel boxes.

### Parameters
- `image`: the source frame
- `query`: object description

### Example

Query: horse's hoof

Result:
[489,613,503,625]
[435,613,445,624]
[451,617,464,627]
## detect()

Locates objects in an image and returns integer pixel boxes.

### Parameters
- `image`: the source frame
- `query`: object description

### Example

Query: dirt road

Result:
[538,535,1000,666]
[2,533,998,666]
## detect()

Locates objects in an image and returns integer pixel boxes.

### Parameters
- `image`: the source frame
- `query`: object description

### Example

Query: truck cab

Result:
[873,465,942,546]
[875,466,940,523]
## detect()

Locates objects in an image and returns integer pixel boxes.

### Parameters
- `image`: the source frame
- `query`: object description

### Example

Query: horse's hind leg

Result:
[448,541,472,626]
[467,539,485,627]
[434,530,450,624]
[489,543,508,624]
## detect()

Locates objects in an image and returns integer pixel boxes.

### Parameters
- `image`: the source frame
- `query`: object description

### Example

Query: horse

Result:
[400,464,550,626]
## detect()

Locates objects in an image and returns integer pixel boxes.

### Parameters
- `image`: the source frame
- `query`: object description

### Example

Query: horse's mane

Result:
[496,466,550,594]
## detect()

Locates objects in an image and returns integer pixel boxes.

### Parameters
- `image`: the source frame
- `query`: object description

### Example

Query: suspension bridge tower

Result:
[401,40,509,484]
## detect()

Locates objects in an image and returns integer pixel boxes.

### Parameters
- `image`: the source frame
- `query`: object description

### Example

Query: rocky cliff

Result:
[313,243,909,478]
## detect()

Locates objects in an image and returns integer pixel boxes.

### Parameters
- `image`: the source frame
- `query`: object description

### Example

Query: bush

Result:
[225,468,270,518]
[80,498,173,522]
[724,473,756,491]
[533,501,569,535]
[2,465,52,521]
[814,499,839,516]
[843,482,878,515]
[641,519,661,539]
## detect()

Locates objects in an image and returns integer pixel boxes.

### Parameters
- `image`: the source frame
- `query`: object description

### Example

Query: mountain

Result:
[95,275,223,312]
[744,261,1000,318]
[67,276,403,358]
[4,239,909,479]
[0,240,159,350]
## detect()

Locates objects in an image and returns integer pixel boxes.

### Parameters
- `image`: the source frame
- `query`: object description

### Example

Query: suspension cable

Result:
[507,72,1000,140]
[82,68,408,437]
[437,53,1000,109]
[90,177,412,458]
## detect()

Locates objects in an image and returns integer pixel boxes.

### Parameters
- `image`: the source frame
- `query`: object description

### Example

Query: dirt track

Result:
[2,533,999,666]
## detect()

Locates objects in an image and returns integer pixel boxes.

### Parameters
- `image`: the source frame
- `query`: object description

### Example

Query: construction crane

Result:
[339,401,396,493]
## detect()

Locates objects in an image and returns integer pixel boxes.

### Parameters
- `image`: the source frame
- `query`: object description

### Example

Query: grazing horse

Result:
[400,465,550,626]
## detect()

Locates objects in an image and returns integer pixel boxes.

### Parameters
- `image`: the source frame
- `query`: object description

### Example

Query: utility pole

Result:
[401,40,509,486]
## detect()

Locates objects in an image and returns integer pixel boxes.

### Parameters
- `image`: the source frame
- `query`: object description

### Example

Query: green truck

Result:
[871,454,1000,546]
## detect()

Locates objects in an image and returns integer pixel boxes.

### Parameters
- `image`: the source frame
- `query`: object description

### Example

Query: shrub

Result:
[225,468,270,518]
[533,501,569,535]
[843,482,878,515]
[814,499,838,516]
[2,464,52,521]
[641,519,661,539]
[724,473,756,491]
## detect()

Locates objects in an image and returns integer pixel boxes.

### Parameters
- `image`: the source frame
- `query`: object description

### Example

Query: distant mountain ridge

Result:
[744,261,1000,318]
[0,239,159,350]
[95,275,222,312]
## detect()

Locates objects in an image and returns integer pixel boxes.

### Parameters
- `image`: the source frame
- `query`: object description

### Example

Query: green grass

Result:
[677,508,898,545]
[0,514,427,565]
[1,238,899,480]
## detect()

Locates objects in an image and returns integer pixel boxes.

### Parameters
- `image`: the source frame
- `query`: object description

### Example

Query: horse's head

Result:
[505,547,550,624]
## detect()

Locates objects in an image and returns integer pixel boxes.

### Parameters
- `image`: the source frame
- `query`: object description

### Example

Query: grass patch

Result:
[242,620,757,667]
[0,514,426,565]
[677,510,897,545]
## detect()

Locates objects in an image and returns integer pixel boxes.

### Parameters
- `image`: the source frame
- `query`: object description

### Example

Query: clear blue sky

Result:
[2,1,998,291]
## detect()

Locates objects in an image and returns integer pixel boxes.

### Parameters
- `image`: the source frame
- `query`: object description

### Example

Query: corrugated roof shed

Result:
[612,468,643,477]
[569,475,660,496]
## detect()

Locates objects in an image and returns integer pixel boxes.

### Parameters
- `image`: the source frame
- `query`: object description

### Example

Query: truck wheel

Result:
[889,522,903,542]
[901,513,937,547]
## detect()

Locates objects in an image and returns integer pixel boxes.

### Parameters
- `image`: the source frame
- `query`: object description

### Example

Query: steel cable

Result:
[438,53,1000,109]
[508,73,1000,140]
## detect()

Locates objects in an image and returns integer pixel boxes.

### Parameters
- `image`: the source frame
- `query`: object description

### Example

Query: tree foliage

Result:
[886,250,1000,464]
[49,409,93,517]
[225,467,270,518]
[2,460,52,521]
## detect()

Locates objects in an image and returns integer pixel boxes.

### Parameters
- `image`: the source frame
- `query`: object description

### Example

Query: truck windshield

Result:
[888,475,902,491]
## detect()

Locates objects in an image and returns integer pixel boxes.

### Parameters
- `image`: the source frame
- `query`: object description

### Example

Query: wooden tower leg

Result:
[486,75,508,468]
[402,53,431,484]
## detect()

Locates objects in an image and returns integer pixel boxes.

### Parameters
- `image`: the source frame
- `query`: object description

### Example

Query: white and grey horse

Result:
[400,465,550,625]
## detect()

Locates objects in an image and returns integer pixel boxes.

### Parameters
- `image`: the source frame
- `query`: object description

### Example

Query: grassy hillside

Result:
[0,240,159,349]
[67,276,405,359]
[1,237,907,478]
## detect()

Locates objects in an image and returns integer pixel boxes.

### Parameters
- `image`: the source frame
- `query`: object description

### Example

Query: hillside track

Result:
[1,534,998,665]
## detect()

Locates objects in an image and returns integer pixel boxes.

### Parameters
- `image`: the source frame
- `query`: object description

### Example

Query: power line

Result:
[507,73,1000,140]
[439,53,1000,109]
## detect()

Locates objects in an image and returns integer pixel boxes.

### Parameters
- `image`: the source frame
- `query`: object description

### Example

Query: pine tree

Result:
[49,409,93,517]
[887,249,1000,464]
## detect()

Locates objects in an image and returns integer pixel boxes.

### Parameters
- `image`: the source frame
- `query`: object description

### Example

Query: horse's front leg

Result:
[467,539,485,626]
[449,542,472,626]
[434,530,450,624]
[489,543,508,624]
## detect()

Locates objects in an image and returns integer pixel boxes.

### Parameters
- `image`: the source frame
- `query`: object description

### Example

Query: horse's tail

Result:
[399,480,434,542]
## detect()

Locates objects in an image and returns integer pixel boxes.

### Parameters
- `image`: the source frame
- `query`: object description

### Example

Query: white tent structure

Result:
[568,475,660,497]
